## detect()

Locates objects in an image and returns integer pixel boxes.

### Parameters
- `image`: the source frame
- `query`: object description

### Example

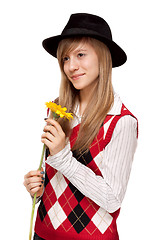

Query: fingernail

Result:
[39,185,42,187]
[44,118,48,120]
[40,171,44,174]
[41,181,44,184]
[42,177,45,180]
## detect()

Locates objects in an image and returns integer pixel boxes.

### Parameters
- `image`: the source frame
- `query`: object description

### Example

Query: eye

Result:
[78,53,85,58]
[62,56,69,63]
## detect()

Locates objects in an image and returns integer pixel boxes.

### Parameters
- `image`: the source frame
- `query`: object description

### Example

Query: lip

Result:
[71,73,85,80]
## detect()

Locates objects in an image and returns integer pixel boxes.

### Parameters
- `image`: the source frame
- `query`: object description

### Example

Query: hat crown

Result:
[62,13,112,40]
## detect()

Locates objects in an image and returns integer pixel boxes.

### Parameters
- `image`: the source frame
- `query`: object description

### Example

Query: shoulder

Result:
[115,115,137,133]
[108,92,138,135]
[104,114,138,148]
[109,115,138,146]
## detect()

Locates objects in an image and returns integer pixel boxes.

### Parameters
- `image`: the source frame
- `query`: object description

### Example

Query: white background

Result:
[0,0,151,239]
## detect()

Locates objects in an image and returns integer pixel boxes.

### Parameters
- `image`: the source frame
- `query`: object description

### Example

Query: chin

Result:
[73,82,86,89]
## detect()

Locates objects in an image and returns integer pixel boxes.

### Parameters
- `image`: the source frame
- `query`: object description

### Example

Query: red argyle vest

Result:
[34,104,138,240]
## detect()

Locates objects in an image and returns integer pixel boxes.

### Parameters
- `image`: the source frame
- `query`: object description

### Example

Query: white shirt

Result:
[45,93,138,213]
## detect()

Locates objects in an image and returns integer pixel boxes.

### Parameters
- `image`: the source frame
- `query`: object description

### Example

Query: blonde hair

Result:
[56,37,114,152]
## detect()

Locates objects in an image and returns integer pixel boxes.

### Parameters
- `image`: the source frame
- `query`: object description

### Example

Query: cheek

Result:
[63,62,69,74]
[93,58,99,77]
[95,66,100,77]
[89,64,99,79]
[63,65,71,81]
[87,56,99,75]
[63,65,67,75]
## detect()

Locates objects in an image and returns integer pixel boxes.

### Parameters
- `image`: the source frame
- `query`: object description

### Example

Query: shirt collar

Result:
[107,92,122,115]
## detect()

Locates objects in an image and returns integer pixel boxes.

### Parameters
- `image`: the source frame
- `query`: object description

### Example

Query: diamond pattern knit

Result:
[34,104,137,240]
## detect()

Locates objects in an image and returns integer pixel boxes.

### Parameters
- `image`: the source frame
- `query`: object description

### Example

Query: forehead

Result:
[63,39,93,55]
[70,42,90,52]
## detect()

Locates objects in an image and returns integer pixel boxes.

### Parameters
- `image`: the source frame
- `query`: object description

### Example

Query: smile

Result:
[71,73,85,80]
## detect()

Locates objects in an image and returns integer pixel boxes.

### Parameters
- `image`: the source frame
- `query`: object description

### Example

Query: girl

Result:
[24,13,138,240]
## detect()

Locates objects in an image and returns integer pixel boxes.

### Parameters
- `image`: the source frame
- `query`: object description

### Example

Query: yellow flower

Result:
[45,101,73,120]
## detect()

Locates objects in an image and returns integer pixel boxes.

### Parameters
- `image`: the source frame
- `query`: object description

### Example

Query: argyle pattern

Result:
[35,104,137,239]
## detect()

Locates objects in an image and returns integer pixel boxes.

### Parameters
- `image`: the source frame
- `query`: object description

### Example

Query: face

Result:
[63,41,99,93]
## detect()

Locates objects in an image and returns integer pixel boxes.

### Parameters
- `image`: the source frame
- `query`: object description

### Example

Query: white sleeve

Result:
[46,115,138,213]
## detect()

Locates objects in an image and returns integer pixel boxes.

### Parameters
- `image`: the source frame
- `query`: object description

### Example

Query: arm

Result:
[46,115,137,213]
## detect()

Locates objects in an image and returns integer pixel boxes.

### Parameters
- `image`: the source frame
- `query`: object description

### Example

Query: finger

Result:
[45,118,63,133]
[41,132,55,143]
[45,119,65,141]
[28,181,43,191]
[25,176,43,185]
[43,125,58,137]
[30,185,43,197]
[24,175,44,191]
[23,178,43,192]
[24,170,43,179]
[41,136,53,148]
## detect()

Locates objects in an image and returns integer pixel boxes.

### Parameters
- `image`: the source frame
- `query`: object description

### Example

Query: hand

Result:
[23,169,44,197]
[41,118,66,155]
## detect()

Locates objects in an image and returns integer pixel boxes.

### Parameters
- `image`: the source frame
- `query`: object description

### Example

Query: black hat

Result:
[42,13,127,67]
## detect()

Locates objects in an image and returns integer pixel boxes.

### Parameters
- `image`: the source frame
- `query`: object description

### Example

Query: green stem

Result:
[38,144,45,171]
[29,193,37,240]
[29,144,45,240]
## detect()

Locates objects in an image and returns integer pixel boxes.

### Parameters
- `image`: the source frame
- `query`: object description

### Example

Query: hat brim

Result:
[42,31,127,68]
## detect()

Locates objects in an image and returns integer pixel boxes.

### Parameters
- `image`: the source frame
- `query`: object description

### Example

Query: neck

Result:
[79,80,98,115]
[80,89,90,104]
[79,92,89,116]
[79,88,94,116]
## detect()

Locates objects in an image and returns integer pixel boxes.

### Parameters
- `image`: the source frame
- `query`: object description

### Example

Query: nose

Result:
[68,57,79,72]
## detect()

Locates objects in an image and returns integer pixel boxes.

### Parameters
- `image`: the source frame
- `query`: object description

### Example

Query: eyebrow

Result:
[75,48,87,52]
[63,48,87,58]
[73,48,87,53]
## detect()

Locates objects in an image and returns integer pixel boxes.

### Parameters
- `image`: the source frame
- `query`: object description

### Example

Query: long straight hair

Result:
[56,37,114,152]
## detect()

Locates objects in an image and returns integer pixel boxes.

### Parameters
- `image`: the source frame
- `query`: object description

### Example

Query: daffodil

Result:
[29,101,73,240]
